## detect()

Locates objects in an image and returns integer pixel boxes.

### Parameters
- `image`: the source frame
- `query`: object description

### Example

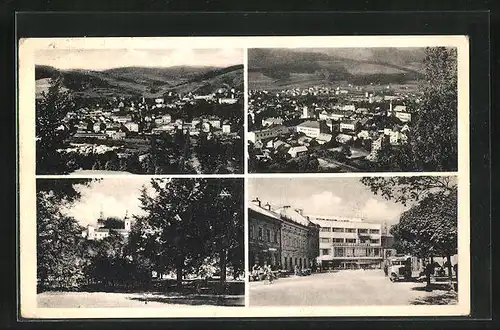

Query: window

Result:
[258,227,263,240]
[333,238,344,243]
[371,239,380,244]
[250,225,254,239]
[346,238,356,243]
[345,228,356,233]
[273,230,278,243]
[358,229,368,234]
[266,229,271,242]
[334,247,345,257]
[369,229,380,234]
[333,227,344,232]
[320,227,331,232]
[321,238,330,243]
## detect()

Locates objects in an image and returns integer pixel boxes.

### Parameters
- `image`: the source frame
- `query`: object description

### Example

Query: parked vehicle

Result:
[388,255,419,282]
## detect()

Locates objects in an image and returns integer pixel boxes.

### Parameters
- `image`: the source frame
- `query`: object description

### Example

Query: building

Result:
[288,145,308,158]
[124,121,139,133]
[262,117,284,127]
[248,200,319,271]
[247,125,289,143]
[394,111,412,122]
[275,206,320,271]
[248,199,282,268]
[340,119,361,133]
[307,214,383,270]
[296,120,328,138]
[82,211,132,241]
[222,124,231,134]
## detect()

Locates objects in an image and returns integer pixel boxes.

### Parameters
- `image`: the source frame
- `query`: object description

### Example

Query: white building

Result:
[308,214,383,270]
[222,124,231,134]
[395,111,412,122]
[82,212,132,241]
[124,121,139,132]
[288,145,308,158]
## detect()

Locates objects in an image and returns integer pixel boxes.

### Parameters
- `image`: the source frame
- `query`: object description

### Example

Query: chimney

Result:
[264,202,272,211]
[251,197,261,207]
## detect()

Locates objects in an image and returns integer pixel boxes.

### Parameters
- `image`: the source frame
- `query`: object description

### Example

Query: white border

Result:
[19,35,470,318]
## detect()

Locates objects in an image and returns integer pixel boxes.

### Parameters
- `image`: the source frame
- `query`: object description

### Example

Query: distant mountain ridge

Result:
[248,48,426,89]
[35,64,244,98]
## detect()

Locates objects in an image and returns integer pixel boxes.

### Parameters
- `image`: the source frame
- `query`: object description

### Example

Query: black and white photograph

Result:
[248,176,459,306]
[36,178,244,307]
[35,48,244,175]
[247,47,458,173]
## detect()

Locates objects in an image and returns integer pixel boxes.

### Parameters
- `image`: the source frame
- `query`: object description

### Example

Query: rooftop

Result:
[297,120,320,129]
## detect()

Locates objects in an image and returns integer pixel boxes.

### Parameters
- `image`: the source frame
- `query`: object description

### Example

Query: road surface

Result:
[249,269,455,306]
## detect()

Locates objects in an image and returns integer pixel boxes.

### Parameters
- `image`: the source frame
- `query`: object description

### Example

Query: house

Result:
[208,118,221,128]
[316,133,333,145]
[93,122,104,133]
[301,106,314,119]
[393,105,407,112]
[288,145,308,158]
[247,125,289,143]
[202,122,212,133]
[262,117,284,127]
[341,104,356,111]
[340,119,361,133]
[394,111,411,122]
[222,124,231,134]
[108,130,126,140]
[124,121,139,132]
[336,133,354,144]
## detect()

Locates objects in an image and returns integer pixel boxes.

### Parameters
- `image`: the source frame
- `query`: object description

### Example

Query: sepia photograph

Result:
[248,176,459,306]
[35,178,244,307]
[247,47,458,173]
[35,48,244,175]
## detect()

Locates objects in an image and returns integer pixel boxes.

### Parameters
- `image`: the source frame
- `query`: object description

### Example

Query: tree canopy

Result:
[390,188,457,259]
[36,77,73,174]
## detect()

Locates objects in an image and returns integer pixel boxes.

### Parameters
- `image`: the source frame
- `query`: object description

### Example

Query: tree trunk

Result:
[446,255,453,282]
[176,257,183,289]
[220,249,227,285]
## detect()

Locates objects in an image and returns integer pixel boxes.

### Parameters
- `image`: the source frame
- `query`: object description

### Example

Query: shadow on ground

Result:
[410,290,458,305]
[411,283,455,292]
[129,294,244,306]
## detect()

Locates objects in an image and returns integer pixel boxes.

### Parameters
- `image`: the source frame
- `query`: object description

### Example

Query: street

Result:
[249,269,456,306]
[38,291,244,308]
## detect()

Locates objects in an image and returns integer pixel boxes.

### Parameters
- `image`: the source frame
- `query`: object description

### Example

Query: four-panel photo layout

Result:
[25,38,465,316]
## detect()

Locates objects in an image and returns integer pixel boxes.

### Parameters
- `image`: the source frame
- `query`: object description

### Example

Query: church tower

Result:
[124,210,131,231]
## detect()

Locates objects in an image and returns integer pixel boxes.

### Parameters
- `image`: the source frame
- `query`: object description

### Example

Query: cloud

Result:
[36,48,243,70]
[294,191,343,215]
[359,198,403,223]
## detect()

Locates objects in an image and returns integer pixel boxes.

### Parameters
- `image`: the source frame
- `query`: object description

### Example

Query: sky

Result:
[63,178,151,227]
[248,177,411,226]
[35,48,243,71]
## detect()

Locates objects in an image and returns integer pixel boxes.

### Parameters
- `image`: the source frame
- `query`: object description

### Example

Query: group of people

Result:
[251,263,275,283]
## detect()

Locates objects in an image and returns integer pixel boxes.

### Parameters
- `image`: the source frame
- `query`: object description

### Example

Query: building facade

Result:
[248,201,319,271]
[248,200,282,268]
[307,214,383,270]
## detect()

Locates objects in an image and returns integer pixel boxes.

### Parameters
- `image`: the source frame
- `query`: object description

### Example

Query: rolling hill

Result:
[248,48,426,89]
[35,64,243,99]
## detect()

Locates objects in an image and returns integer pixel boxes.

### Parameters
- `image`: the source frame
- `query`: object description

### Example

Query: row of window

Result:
[250,224,279,243]
[321,247,381,257]
[321,238,380,244]
[320,227,380,234]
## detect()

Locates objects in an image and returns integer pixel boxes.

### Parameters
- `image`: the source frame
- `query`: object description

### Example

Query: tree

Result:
[36,77,73,174]
[360,176,456,206]
[131,179,211,288]
[376,47,458,171]
[390,188,457,282]
[201,179,244,287]
[102,217,125,229]
[37,179,94,290]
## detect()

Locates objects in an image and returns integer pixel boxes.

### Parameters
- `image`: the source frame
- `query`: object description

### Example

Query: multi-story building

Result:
[248,200,320,271]
[248,199,282,268]
[307,214,383,270]
[247,125,289,143]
